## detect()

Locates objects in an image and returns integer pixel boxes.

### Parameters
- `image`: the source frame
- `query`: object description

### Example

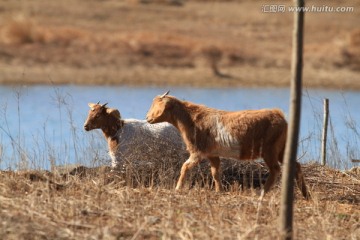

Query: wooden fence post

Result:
[279,0,305,239]
[321,98,329,166]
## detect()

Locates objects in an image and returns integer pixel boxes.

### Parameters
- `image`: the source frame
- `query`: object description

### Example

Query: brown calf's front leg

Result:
[209,156,223,192]
[176,154,202,191]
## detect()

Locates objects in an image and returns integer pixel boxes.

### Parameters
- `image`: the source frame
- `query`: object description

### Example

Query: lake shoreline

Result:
[1,81,359,91]
[1,65,359,91]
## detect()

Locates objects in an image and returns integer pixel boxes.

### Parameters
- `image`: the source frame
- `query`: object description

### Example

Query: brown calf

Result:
[146,91,309,199]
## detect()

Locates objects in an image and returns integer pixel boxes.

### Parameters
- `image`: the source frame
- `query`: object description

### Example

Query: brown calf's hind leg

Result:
[176,154,202,191]
[262,152,281,197]
[209,156,223,192]
[295,162,310,200]
[278,148,310,200]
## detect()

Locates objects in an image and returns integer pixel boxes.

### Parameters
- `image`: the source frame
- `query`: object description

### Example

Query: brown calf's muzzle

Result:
[84,123,91,131]
[83,112,96,131]
[83,112,103,131]
[84,118,96,131]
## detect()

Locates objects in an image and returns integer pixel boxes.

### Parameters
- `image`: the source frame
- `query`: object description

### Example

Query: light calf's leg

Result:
[208,157,222,192]
[176,154,202,191]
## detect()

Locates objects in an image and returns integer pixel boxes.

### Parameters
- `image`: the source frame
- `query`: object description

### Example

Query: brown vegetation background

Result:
[0,0,359,89]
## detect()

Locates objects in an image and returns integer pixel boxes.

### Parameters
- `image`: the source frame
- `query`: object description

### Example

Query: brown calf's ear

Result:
[88,103,96,109]
[106,108,121,119]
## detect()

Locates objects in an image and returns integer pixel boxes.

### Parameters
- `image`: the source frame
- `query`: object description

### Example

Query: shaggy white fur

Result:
[110,119,188,169]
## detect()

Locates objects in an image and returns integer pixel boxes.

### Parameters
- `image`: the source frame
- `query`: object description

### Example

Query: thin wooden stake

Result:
[279,0,305,239]
[321,98,329,166]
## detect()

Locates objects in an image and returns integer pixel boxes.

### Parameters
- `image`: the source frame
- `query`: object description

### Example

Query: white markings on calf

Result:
[214,116,238,147]
[211,116,241,158]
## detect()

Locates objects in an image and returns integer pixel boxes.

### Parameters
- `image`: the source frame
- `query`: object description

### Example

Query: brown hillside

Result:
[0,0,359,88]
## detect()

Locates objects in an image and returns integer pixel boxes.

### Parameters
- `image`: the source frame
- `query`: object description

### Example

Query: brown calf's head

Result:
[146,90,173,124]
[84,102,121,131]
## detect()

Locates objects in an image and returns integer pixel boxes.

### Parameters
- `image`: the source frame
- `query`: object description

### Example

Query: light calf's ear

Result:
[106,108,121,119]
[160,90,170,99]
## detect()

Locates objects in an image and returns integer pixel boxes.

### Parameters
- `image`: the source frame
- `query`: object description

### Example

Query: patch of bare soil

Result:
[0,0,359,89]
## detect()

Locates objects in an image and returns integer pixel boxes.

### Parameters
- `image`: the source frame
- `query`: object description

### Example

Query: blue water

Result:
[0,85,359,170]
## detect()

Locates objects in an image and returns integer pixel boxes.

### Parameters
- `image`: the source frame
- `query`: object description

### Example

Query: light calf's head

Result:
[84,102,121,131]
[146,90,173,124]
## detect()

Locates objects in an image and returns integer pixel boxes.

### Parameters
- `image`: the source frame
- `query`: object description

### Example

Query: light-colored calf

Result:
[84,102,188,171]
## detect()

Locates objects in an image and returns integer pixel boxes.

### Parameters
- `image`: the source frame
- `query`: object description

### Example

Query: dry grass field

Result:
[0,162,359,239]
[0,0,359,88]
